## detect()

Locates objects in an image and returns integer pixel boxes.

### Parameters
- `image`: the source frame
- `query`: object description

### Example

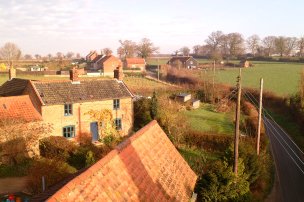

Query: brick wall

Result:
[41,98,133,139]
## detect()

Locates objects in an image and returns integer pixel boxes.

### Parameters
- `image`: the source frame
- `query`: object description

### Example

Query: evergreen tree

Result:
[150,91,158,119]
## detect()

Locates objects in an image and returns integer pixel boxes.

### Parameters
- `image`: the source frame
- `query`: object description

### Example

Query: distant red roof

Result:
[46,121,197,201]
[0,95,42,121]
[126,58,146,64]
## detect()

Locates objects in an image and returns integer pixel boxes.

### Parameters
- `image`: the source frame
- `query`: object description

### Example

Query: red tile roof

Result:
[126,58,146,64]
[46,120,197,201]
[0,95,42,121]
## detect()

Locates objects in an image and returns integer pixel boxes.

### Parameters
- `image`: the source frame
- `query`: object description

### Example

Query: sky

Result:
[0,0,303,56]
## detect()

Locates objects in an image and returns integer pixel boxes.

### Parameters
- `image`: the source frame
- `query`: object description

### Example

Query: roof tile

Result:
[0,95,42,121]
[38,121,197,201]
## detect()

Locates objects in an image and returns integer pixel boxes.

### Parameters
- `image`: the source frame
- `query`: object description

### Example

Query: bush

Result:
[134,98,153,131]
[184,130,233,152]
[39,136,77,161]
[197,160,249,201]
[67,146,96,170]
[27,158,77,194]
[0,159,33,177]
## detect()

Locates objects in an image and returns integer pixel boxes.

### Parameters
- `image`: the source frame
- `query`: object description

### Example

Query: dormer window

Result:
[64,104,73,116]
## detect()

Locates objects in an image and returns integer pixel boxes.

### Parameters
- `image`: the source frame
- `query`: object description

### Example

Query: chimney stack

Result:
[70,67,79,83]
[9,67,16,80]
[114,65,124,81]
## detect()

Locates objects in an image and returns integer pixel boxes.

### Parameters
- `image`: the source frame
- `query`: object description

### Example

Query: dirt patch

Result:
[0,177,29,194]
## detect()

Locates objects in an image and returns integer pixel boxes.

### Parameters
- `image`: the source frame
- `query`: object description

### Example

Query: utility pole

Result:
[157,57,160,80]
[212,60,215,103]
[234,68,242,175]
[257,78,263,155]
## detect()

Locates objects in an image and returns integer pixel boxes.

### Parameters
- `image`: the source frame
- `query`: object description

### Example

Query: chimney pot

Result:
[9,67,16,80]
[114,65,124,81]
[70,67,79,83]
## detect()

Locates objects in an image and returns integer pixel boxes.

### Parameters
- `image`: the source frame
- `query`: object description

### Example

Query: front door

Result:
[90,122,99,142]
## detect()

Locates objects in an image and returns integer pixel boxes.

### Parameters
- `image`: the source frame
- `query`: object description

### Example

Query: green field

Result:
[182,104,234,135]
[210,61,304,96]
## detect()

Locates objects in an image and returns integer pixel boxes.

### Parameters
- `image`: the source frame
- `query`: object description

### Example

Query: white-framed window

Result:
[63,125,75,138]
[64,104,73,116]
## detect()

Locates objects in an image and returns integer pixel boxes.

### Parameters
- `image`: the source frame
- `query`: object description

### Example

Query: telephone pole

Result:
[257,78,263,155]
[212,60,215,103]
[234,68,242,175]
[157,57,160,80]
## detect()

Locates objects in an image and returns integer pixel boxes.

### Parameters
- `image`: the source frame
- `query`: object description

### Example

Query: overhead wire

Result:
[242,91,304,173]
[244,90,304,155]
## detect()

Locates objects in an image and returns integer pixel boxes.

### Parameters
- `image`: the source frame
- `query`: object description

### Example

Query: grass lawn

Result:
[146,58,169,66]
[211,61,304,96]
[124,76,176,95]
[0,74,70,85]
[182,104,234,135]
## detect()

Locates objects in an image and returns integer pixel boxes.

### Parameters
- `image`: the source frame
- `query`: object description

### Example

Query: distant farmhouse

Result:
[167,56,198,69]
[85,51,98,62]
[85,51,122,77]
[92,55,122,77]
[124,57,146,71]
[0,67,133,140]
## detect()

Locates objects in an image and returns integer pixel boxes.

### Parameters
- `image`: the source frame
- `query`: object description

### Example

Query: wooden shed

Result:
[176,93,191,102]
[192,99,200,109]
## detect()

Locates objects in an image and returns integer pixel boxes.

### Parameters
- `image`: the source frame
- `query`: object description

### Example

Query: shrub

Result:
[0,159,33,177]
[27,158,77,194]
[39,136,77,161]
[67,146,96,170]
[197,160,249,201]
[134,98,152,131]
[184,130,233,152]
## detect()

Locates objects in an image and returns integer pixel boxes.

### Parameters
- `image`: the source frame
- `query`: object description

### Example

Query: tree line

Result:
[188,31,304,60]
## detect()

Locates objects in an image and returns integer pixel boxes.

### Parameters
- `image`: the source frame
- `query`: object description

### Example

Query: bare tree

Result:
[173,50,179,56]
[275,36,287,57]
[0,118,51,165]
[246,35,260,56]
[298,37,304,57]
[35,54,41,60]
[24,54,33,60]
[192,45,201,55]
[262,36,276,57]
[103,48,113,56]
[76,53,81,59]
[205,31,224,54]
[47,54,52,60]
[180,46,190,56]
[117,40,137,59]
[66,52,74,59]
[0,42,22,68]
[56,52,63,60]
[136,38,159,59]
[226,33,245,59]
[285,37,298,56]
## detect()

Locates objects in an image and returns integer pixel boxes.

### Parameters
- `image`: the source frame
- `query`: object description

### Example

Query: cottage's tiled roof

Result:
[126,58,146,64]
[91,55,103,63]
[168,56,193,63]
[97,55,120,64]
[32,79,132,105]
[0,95,42,121]
[0,78,29,96]
[45,121,197,202]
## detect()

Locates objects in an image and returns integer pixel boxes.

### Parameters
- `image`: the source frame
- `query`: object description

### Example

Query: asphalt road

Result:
[264,117,304,202]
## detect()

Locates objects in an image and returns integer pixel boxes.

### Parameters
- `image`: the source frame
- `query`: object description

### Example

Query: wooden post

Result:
[234,68,242,175]
[257,78,263,155]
